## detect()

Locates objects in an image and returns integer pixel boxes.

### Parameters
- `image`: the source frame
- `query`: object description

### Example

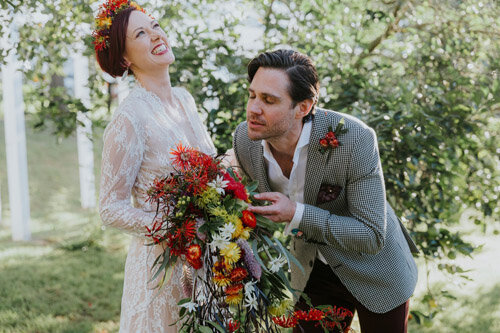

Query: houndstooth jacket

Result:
[233,108,418,314]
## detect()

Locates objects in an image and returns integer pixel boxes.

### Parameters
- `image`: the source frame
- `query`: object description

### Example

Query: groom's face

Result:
[246,68,299,141]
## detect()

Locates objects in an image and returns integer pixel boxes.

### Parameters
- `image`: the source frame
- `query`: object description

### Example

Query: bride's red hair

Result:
[95,7,135,77]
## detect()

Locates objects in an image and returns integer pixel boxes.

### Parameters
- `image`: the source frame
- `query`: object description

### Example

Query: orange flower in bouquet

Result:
[145,144,352,332]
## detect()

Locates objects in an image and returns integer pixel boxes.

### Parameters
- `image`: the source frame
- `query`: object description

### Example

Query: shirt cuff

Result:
[284,202,304,236]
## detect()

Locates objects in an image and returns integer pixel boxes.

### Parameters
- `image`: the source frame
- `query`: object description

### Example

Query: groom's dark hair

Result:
[247,49,319,121]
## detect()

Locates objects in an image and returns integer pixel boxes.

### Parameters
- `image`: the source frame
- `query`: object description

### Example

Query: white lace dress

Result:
[99,85,215,332]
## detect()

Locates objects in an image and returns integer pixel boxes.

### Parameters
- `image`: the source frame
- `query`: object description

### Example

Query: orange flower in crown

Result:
[92,0,146,51]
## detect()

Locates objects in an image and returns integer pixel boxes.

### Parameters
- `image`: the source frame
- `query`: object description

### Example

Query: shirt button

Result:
[309,260,314,267]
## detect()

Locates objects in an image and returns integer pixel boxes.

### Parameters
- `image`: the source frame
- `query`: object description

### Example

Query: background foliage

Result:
[1,0,499,327]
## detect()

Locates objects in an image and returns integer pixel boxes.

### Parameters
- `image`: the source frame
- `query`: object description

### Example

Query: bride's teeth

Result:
[152,44,167,55]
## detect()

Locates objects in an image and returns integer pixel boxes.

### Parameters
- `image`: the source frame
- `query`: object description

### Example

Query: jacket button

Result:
[309,260,313,267]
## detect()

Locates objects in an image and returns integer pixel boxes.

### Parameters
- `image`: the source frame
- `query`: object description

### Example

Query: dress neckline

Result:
[134,82,182,115]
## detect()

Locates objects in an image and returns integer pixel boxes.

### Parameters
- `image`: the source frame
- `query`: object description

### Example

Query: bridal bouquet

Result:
[146,144,352,332]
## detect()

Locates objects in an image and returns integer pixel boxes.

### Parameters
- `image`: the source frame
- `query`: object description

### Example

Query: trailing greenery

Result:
[1,0,499,327]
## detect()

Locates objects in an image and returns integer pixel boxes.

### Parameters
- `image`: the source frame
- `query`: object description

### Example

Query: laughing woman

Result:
[94,1,215,331]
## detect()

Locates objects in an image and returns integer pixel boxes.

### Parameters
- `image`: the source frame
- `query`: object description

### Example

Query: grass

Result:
[1,120,499,332]
[0,120,128,333]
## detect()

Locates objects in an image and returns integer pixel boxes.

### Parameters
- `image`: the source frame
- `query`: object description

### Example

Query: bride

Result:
[95,1,215,331]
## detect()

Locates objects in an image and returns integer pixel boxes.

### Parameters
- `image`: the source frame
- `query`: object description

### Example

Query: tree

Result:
[1,0,499,326]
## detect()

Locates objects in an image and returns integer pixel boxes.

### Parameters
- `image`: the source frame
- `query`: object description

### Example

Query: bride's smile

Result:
[124,11,175,74]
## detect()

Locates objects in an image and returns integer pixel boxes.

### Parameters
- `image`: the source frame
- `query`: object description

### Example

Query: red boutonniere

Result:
[319,118,348,154]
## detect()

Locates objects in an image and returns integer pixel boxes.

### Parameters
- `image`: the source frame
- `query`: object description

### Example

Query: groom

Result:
[232,49,418,333]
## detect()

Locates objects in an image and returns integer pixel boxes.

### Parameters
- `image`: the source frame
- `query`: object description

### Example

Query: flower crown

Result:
[92,0,146,51]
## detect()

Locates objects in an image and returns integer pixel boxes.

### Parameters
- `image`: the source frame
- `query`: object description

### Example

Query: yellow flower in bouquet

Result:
[209,206,229,219]
[220,242,241,265]
[196,186,220,208]
[228,215,244,238]
[268,299,293,316]
[225,283,244,305]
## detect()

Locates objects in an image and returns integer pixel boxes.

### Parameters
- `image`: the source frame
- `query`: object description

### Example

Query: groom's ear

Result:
[295,98,314,120]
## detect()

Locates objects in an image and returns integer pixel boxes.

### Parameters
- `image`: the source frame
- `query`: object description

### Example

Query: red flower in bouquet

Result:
[183,169,210,196]
[294,308,325,321]
[225,283,244,305]
[186,244,202,261]
[230,267,248,282]
[228,319,240,332]
[292,306,353,331]
[213,260,232,287]
[171,143,196,170]
[166,219,197,256]
[272,315,298,328]
[241,210,256,228]
[147,144,333,332]
[187,258,203,269]
[223,172,249,201]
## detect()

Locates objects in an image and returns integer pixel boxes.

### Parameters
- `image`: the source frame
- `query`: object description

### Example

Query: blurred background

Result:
[0,0,499,332]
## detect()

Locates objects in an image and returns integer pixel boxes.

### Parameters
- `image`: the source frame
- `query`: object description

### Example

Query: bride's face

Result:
[123,10,174,74]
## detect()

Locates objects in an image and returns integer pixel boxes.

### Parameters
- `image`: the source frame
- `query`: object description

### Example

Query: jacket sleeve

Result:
[299,127,387,254]
[231,122,252,180]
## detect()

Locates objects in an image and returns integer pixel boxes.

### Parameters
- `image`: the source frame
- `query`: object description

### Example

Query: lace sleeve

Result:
[99,111,156,237]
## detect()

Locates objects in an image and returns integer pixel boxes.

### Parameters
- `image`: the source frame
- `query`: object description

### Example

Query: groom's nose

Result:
[247,99,263,116]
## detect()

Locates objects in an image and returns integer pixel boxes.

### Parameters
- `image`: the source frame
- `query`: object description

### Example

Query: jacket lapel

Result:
[249,143,272,193]
[304,109,336,205]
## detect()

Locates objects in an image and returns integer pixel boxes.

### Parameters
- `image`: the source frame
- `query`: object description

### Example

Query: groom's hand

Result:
[248,192,296,223]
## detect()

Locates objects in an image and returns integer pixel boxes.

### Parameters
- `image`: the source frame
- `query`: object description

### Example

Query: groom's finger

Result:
[253,192,282,202]
[247,204,277,215]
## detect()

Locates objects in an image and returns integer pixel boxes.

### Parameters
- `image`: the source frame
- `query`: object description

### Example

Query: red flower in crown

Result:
[92,0,149,51]
[319,117,348,154]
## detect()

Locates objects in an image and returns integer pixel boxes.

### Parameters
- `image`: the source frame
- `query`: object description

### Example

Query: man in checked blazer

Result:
[232,49,419,332]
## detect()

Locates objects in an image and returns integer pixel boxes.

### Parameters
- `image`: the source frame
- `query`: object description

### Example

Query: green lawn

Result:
[0,121,128,333]
[0,120,499,332]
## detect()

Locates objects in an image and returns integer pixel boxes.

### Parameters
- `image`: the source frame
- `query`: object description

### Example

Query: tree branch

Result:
[354,0,408,69]
[263,0,276,37]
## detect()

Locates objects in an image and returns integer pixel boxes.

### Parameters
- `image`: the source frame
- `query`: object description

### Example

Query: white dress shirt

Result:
[262,121,327,264]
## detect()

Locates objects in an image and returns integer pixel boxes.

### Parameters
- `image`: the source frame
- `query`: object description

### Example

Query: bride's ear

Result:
[122,54,132,68]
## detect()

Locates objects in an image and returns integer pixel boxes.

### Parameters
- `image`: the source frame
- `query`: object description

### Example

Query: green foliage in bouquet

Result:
[145,145,352,332]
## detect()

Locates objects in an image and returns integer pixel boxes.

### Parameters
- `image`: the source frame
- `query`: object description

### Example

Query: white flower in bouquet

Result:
[181,301,198,313]
[219,223,236,239]
[209,232,231,251]
[208,175,229,195]
[243,280,258,310]
[244,280,257,297]
[244,293,258,311]
[269,254,287,273]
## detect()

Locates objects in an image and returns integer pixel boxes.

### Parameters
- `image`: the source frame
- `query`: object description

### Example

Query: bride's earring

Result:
[121,66,129,81]
[121,67,129,80]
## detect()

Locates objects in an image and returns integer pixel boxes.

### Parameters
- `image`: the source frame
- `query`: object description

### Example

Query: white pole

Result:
[0,181,3,225]
[73,54,96,209]
[2,48,31,241]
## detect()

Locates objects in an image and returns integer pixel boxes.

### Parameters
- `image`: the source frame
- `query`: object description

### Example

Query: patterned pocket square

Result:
[316,183,343,205]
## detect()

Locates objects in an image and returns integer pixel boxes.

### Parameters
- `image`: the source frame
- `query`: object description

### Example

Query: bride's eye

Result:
[153,23,161,28]
[136,30,144,38]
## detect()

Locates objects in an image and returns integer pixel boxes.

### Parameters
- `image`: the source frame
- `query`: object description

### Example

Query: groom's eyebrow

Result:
[248,88,281,100]
[261,92,281,101]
